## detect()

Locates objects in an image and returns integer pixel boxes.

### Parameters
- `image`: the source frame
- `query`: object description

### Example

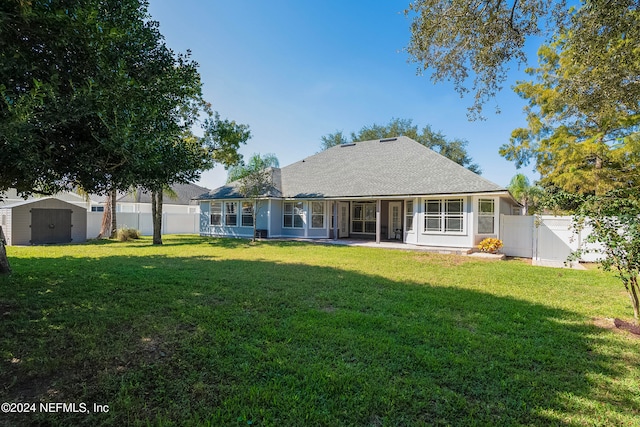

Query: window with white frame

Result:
[225,202,237,226]
[424,198,464,233]
[283,201,304,228]
[478,199,495,234]
[210,202,222,226]
[311,201,325,228]
[405,200,414,232]
[241,202,253,227]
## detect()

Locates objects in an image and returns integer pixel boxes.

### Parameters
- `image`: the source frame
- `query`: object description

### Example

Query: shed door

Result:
[31,209,72,244]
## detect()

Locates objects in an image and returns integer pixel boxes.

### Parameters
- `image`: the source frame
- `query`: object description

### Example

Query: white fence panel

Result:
[86,212,199,238]
[536,216,578,263]
[87,212,103,238]
[500,214,534,258]
[163,213,199,234]
[500,214,606,264]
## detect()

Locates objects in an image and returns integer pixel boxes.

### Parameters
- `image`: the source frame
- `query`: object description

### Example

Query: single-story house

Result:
[195,136,520,250]
[0,197,87,245]
[112,183,209,214]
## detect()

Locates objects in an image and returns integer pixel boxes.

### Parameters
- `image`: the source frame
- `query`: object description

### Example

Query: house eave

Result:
[196,189,513,202]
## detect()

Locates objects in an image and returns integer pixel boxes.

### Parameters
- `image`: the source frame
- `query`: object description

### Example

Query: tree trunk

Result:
[151,189,163,245]
[109,189,117,239]
[97,191,113,238]
[0,226,11,274]
[629,276,640,325]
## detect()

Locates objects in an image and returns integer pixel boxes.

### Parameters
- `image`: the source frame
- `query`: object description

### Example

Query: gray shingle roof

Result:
[118,183,211,205]
[197,136,505,200]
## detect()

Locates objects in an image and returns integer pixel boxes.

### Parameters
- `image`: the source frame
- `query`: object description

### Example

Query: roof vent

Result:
[379,137,397,142]
[340,143,356,147]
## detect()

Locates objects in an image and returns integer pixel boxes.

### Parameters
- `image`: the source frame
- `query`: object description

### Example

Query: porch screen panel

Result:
[405,200,414,231]
[311,201,324,228]
[351,202,376,234]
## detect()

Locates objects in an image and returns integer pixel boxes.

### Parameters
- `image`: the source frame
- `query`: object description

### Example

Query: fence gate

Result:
[31,209,72,244]
[535,216,577,263]
[500,214,534,258]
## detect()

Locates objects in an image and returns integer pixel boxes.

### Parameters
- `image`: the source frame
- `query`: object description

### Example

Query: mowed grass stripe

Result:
[0,236,638,426]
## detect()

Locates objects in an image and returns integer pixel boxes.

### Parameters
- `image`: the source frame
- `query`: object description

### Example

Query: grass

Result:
[0,235,639,426]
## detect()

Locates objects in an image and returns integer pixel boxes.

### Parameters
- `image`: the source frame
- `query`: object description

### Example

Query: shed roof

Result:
[0,197,75,209]
[198,136,506,200]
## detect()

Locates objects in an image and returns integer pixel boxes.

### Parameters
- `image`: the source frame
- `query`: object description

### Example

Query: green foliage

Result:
[0,0,248,198]
[405,0,569,117]
[0,237,638,425]
[405,0,640,121]
[498,1,640,196]
[226,153,278,183]
[507,173,543,214]
[321,118,482,174]
[227,153,279,241]
[320,131,350,151]
[571,187,640,323]
[202,111,252,171]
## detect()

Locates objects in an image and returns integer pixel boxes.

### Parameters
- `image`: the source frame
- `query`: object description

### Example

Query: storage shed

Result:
[0,198,87,246]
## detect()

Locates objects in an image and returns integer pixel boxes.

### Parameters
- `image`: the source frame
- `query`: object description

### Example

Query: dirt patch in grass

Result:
[614,318,640,337]
[411,253,469,267]
[593,317,640,339]
[505,256,533,265]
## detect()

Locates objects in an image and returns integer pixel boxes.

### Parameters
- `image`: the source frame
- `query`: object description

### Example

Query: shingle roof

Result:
[118,183,211,205]
[197,136,505,200]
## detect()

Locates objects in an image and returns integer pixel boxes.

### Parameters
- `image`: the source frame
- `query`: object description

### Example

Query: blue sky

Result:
[147,0,540,190]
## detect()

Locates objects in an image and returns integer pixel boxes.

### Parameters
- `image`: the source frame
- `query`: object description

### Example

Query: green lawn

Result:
[1,236,638,426]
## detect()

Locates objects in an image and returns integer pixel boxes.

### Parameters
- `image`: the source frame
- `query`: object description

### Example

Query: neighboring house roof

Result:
[198,136,506,200]
[117,183,211,206]
[0,197,75,209]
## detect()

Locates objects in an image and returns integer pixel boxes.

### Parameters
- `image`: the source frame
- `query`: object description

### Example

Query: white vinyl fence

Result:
[87,212,199,238]
[500,215,604,266]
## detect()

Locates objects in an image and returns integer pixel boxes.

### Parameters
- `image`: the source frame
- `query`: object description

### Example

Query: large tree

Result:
[499,6,640,196]
[405,0,639,120]
[321,118,482,174]
[142,115,251,245]
[0,0,246,266]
